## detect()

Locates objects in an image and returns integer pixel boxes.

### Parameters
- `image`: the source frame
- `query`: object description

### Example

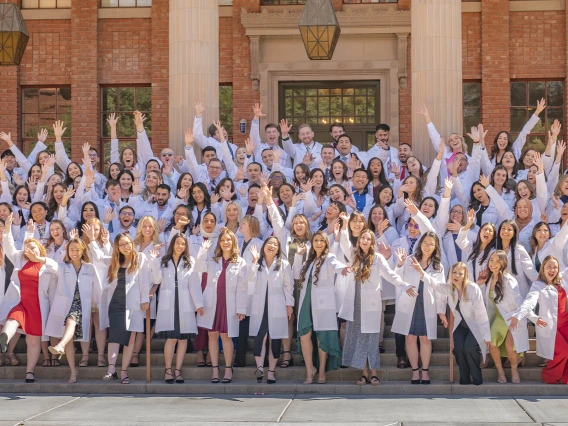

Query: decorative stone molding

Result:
[241,6,410,35]
[249,35,261,91]
[397,33,409,89]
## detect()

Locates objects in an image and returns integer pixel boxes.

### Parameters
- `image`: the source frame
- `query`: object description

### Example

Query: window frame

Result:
[100,0,152,7]
[463,79,482,149]
[21,0,71,8]
[219,84,234,139]
[100,84,152,173]
[21,85,72,156]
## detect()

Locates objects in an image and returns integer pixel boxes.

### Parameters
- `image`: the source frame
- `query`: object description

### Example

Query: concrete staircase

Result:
[0,308,564,395]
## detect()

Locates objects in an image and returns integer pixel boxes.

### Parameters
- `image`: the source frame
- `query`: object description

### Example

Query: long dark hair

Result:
[489,132,512,161]
[76,201,100,237]
[367,157,390,187]
[374,184,394,207]
[161,233,192,269]
[367,205,391,235]
[413,231,442,272]
[188,182,211,211]
[490,165,515,194]
[12,185,31,207]
[299,230,330,286]
[116,170,134,194]
[320,200,346,230]
[468,181,487,211]
[468,223,496,265]
[419,196,439,219]
[496,219,518,275]
[529,222,550,257]
[488,250,508,304]
[257,236,283,272]
[46,183,68,221]
[165,205,192,236]
[309,168,329,196]
[348,210,368,247]
[64,162,83,187]
[214,177,237,201]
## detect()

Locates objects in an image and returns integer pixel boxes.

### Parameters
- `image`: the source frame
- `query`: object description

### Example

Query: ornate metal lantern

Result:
[0,3,29,66]
[299,0,341,61]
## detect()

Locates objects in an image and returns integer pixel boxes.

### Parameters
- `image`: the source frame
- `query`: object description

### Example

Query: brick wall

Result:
[510,11,566,79]
[150,0,169,151]
[480,0,510,142]
[219,17,233,84]
[462,12,481,80]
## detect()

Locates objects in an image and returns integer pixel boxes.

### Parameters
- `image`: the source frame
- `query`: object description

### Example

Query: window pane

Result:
[355,96,366,116]
[318,97,329,117]
[342,97,354,116]
[39,114,57,136]
[546,107,563,131]
[528,81,545,107]
[526,135,546,153]
[136,87,152,112]
[23,88,39,114]
[101,0,119,6]
[306,97,317,118]
[23,114,39,139]
[102,87,117,112]
[22,0,39,7]
[57,87,72,115]
[119,87,135,112]
[463,82,481,108]
[510,108,527,133]
[510,82,526,107]
[144,113,152,137]
[118,113,136,138]
[547,81,564,107]
[57,0,71,7]
[137,0,152,5]
[118,0,136,6]
[464,108,481,141]
[219,86,233,111]
[39,88,56,114]
[39,0,57,8]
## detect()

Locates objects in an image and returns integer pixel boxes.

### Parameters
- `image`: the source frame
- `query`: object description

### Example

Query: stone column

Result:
[411,0,463,164]
[169,0,219,152]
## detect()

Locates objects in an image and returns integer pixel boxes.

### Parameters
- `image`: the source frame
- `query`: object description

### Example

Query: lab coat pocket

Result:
[203,287,214,308]
[158,290,171,311]
[179,290,192,313]
[269,294,287,318]
[314,287,335,311]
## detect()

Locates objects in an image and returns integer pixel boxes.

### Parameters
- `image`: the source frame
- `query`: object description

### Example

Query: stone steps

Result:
[0,379,564,396]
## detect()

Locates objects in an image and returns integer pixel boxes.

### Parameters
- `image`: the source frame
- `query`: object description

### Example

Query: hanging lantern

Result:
[299,0,341,61]
[0,3,29,66]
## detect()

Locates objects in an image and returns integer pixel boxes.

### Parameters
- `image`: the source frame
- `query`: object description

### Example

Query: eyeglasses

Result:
[120,212,135,217]
[161,153,174,157]
[208,166,222,171]
[271,176,284,181]
[406,223,419,230]
[88,153,98,158]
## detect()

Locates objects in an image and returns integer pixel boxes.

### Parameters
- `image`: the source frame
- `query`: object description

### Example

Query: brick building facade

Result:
[0,0,566,165]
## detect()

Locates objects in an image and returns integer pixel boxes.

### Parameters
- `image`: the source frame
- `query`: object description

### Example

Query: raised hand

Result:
[175,215,190,230]
[300,178,314,194]
[556,140,566,161]
[309,210,324,223]
[107,112,119,127]
[245,138,256,156]
[0,132,13,147]
[535,97,546,116]
[390,162,400,178]
[467,208,475,226]
[210,192,220,204]
[533,151,544,171]
[103,207,115,225]
[416,104,431,123]
[132,178,142,196]
[551,119,562,139]
[24,247,42,263]
[302,152,314,166]
[149,249,160,259]
[4,213,13,231]
[101,227,110,245]
[194,101,205,117]
[377,241,391,260]
[234,166,245,182]
[62,187,75,205]
[212,120,223,140]
[377,219,389,237]
[177,186,188,201]
[37,128,49,143]
[69,228,79,240]
[279,119,292,137]
[273,148,282,164]
[296,242,307,256]
[249,245,260,264]
[53,120,67,142]
[395,247,407,267]
[404,198,418,216]
[133,110,146,126]
[157,218,167,233]
[446,221,462,232]
[184,128,194,148]
[252,103,266,119]
[82,224,96,241]
[201,239,213,250]
[46,154,57,168]
[476,268,488,285]
[410,255,425,277]
[479,174,490,188]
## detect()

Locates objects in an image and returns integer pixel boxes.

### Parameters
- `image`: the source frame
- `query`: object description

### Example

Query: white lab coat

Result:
[456,227,495,283]
[532,219,568,271]
[194,248,248,338]
[89,242,151,332]
[436,282,491,361]
[247,259,294,339]
[154,257,203,334]
[506,244,538,298]
[339,253,406,334]
[135,242,165,320]
[513,279,568,361]
[44,262,99,341]
[0,231,58,339]
[392,259,445,340]
[293,252,347,331]
[482,274,530,354]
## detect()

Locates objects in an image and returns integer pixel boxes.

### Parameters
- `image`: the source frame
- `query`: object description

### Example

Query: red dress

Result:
[542,285,568,384]
[7,262,43,337]
[210,258,230,334]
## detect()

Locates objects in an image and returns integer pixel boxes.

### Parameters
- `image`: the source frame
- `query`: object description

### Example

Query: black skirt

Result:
[108,268,132,346]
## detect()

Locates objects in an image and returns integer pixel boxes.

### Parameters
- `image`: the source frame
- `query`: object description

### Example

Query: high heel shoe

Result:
[254,367,264,383]
[411,368,421,385]
[164,368,174,384]
[130,352,139,368]
[68,373,77,384]
[120,369,130,384]
[303,367,316,385]
[48,345,65,356]
[103,364,118,380]
[222,366,233,384]
[280,351,293,368]
[421,368,430,385]
[175,369,184,384]
[211,366,220,384]
[267,370,276,384]
[25,372,35,383]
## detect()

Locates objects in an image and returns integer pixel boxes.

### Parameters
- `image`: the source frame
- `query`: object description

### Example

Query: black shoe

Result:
[130,352,139,368]
[0,332,8,353]
[280,351,293,368]
[421,368,430,385]
[103,364,118,380]
[25,372,35,383]
[211,366,220,384]
[222,366,233,384]
[267,370,276,384]
[379,345,385,354]
[397,356,408,369]
[254,367,264,383]
[164,368,174,384]
[411,368,421,385]
[175,369,184,384]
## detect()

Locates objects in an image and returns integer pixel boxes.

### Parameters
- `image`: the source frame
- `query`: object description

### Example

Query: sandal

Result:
[6,353,19,366]
[175,369,184,384]
[357,375,369,386]
[79,355,89,367]
[120,369,130,384]
[254,367,264,383]
[222,366,233,384]
[48,345,65,356]
[164,368,174,384]
[539,360,549,368]
[370,376,381,386]
[68,373,77,384]
[280,351,293,368]
[42,359,52,367]
[103,364,118,381]
[267,370,276,384]
[211,366,220,384]
[97,357,107,367]
[206,361,212,367]
[25,372,35,383]
[421,368,430,385]
[411,368,421,385]
[51,358,60,367]
[130,352,139,368]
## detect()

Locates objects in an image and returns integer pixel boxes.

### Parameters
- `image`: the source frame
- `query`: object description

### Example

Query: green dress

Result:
[489,290,523,357]
[297,274,342,372]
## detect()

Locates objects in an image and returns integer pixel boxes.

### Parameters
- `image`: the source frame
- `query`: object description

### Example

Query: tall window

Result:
[463,81,481,147]
[219,85,233,139]
[22,87,71,155]
[279,81,380,149]
[22,0,71,8]
[101,86,152,169]
[100,0,152,7]
[510,80,564,152]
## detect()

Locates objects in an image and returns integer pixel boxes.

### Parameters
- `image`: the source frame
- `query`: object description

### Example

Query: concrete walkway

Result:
[1,394,568,425]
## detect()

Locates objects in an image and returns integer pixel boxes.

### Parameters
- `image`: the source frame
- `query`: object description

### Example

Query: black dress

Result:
[108,267,131,346]
[159,259,191,340]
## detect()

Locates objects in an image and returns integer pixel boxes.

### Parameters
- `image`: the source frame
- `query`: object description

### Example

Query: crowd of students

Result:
[0,99,566,386]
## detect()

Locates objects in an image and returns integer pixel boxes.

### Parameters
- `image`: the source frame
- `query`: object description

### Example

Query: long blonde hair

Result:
[64,238,91,264]
[299,231,330,286]
[107,233,139,282]
[213,229,240,263]
[351,230,375,283]
[82,218,105,246]
[23,238,46,261]
[140,170,163,201]
[133,216,161,246]
[448,262,471,302]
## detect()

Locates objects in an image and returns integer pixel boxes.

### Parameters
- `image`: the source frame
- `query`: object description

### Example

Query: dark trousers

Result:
[234,316,250,367]
[453,323,483,385]
[395,333,407,358]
